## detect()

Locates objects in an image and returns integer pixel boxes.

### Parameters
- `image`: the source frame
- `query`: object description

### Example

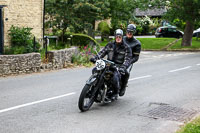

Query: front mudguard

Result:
[86,72,105,100]
[86,73,98,86]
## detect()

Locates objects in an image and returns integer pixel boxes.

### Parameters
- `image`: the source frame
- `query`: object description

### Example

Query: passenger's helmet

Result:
[115,29,123,37]
[127,24,136,34]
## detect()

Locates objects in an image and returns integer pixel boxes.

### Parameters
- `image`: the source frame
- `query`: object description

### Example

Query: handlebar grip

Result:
[110,65,118,71]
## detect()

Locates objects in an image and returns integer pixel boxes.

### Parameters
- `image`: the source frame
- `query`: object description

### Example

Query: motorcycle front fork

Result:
[102,84,108,103]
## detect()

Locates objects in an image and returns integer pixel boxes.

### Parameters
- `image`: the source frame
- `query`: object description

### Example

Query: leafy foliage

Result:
[133,16,161,35]
[73,0,110,36]
[7,26,40,54]
[9,26,33,47]
[164,0,200,24]
[46,0,110,38]
[71,45,95,66]
[45,0,140,37]
[98,21,110,41]
[172,19,186,30]
[177,116,200,133]
[46,0,77,42]
[108,0,137,33]
[146,0,200,46]
[71,33,100,51]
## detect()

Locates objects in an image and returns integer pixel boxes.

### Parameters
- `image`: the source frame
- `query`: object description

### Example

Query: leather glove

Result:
[90,57,96,63]
[119,66,126,75]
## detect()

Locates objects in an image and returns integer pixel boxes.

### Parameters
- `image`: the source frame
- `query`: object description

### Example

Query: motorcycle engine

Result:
[104,70,113,80]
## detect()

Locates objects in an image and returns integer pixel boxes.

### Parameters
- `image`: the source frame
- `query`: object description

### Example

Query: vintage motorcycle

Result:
[78,58,121,112]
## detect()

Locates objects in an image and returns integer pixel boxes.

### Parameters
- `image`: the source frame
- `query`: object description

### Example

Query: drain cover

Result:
[142,105,197,122]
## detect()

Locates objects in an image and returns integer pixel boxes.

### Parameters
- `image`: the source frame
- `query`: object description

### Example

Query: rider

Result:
[120,24,141,96]
[90,29,132,98]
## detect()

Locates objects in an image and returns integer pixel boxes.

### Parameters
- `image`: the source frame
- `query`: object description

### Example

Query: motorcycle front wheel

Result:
[78,84,95,112]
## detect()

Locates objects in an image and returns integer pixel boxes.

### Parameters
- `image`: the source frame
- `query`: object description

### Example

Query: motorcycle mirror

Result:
[95,49,100,59]
[92,45,100,59]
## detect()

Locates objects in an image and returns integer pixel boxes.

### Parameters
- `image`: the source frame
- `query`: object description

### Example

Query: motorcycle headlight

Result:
[95,60,106,70]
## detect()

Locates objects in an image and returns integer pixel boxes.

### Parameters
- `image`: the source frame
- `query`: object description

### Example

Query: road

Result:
[0,51,200,133]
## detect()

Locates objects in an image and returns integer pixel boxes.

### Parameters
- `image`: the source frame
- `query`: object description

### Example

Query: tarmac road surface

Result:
[0,51,200,133]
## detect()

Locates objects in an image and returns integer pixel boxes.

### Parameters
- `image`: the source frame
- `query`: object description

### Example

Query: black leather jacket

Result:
[123,36,141,64]
[96,41,132,68]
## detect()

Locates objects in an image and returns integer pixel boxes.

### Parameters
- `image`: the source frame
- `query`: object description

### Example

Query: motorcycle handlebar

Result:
[102,59,115,65]
[101,59,118,71]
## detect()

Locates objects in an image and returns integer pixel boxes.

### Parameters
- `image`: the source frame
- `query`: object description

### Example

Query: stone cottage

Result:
[0,0,44,54]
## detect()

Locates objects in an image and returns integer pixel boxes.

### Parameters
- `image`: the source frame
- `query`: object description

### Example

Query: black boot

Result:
[111,82,120,100]
[119,84,127,96]
[111,92,118,100]
[119,73,129,96]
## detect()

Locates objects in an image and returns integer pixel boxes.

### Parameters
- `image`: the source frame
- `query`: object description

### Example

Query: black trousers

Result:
[120,69,130,89]
[121,64,133,89]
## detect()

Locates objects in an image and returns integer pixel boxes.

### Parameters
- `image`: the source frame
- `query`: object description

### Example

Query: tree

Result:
[46,0,76,42]
[45,0,146,39]
[141,0,200,46]
[165,0,200,46]
[108,0,137,33]
[46,0,110,39]
[73,0,110,37]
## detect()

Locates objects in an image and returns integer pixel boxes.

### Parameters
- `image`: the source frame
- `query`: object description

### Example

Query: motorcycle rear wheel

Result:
[78,84,95,112]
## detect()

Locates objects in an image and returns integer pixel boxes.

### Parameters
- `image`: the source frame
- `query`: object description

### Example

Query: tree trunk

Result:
[88,20,96,38]
[62,29,65,43]
[88,27,94,38]
[181,21,194,46]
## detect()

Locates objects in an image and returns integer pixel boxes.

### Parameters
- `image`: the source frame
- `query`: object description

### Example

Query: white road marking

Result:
[0,92,76,114]
[129,75,152,81]
[168,66,192,73]
[141,52,195,60]
[197,64,200,66]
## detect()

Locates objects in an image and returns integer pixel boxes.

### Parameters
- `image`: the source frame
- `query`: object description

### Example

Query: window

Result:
[168,28,176,32]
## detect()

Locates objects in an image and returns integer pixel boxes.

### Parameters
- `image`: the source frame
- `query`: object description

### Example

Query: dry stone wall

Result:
[0,47,79,76]
[0,53,41,76]
[42,47,79,70]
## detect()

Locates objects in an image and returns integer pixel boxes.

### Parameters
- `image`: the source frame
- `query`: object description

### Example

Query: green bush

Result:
[71,33,100,51]
[71,45,94,67]
[9,26,32,47]
[172,19,186,31]
[72,35,91,46]
[134,16,162,35]
[110,20,127,35]
[177,116,200,133]
[7,25,40,54]
[98,21,110,41]
[136,25,143,35]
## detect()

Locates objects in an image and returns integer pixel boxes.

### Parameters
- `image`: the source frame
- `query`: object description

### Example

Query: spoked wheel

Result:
[78,84,95,112]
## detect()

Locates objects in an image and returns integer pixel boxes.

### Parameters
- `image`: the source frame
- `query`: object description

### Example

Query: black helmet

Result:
[127,24,136,34]
[115,29,123,36]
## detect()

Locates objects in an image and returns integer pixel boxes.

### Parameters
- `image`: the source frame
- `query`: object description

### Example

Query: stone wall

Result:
[0,53,41,76]
[42,47,79,70]
[0,47,79,76]
[0,0,43,46]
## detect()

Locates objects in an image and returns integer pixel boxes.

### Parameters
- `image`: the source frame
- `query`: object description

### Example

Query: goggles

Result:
[116,35,122,39]
[127,31,134,35]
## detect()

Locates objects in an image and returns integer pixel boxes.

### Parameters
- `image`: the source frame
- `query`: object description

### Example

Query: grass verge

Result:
[169,38,200,50]
[176,116,200,133]
[97,37,200,51]
[137,38,177,50]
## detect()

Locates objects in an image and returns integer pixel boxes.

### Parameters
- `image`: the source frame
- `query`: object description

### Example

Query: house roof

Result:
[135,8,167,17]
